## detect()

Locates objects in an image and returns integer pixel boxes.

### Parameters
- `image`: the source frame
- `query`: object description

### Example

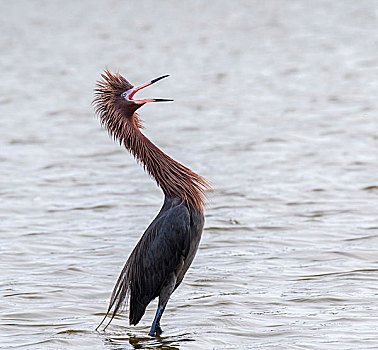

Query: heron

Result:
[93,69,211,336]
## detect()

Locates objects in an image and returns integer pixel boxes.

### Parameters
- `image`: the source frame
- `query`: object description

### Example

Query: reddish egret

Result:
[93,70,211,336]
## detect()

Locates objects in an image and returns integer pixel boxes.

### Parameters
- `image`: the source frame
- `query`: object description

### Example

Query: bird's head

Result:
[93,69,172,132]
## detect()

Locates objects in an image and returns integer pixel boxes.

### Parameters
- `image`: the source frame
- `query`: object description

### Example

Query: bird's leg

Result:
[149,305,165,336]
[154,305,166,334]
[148,272,176,337]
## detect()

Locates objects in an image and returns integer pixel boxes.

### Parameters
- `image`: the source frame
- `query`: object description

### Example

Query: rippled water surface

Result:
[1,1,378,349]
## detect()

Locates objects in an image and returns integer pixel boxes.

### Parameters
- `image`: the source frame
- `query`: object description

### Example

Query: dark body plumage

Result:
[93,70,210,336]
[112,197,204,326]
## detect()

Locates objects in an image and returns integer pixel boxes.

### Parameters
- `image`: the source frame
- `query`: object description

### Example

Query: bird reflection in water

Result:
[102,330,194,349]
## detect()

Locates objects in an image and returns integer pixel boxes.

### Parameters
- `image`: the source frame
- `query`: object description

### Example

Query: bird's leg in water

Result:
[149,272,176,336]
[149,306,165,336]
[155,306,165,333]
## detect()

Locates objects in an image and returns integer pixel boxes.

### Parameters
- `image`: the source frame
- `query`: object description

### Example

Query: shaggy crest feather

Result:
[93,69,211,211]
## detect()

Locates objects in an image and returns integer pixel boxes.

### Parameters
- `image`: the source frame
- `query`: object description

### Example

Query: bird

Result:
[93,69,211,336]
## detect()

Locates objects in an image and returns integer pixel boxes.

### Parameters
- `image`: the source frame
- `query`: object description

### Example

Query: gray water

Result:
[1,1,378,349]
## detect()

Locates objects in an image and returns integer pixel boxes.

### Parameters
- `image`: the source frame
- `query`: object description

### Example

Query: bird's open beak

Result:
[127,75,173,104]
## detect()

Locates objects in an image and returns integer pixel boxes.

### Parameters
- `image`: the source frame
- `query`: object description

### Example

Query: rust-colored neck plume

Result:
[93,70,211,211]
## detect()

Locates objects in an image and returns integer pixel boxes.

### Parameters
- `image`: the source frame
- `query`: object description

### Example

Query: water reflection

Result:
[102,332,194,349]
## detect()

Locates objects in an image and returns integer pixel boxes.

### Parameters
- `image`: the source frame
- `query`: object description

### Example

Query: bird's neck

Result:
[125,118,208,211]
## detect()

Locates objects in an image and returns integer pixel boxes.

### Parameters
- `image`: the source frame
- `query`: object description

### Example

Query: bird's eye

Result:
[121,92,127,98]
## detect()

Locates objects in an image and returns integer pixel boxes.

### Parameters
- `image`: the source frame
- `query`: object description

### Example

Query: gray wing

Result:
[100,203,191,327]
[129,204,191,324]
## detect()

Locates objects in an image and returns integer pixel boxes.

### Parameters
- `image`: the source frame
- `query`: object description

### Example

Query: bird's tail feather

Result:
[96,259,131,331]
[96,228,158,331]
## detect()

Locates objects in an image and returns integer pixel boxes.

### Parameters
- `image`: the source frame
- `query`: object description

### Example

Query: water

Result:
[1,1,378,349]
